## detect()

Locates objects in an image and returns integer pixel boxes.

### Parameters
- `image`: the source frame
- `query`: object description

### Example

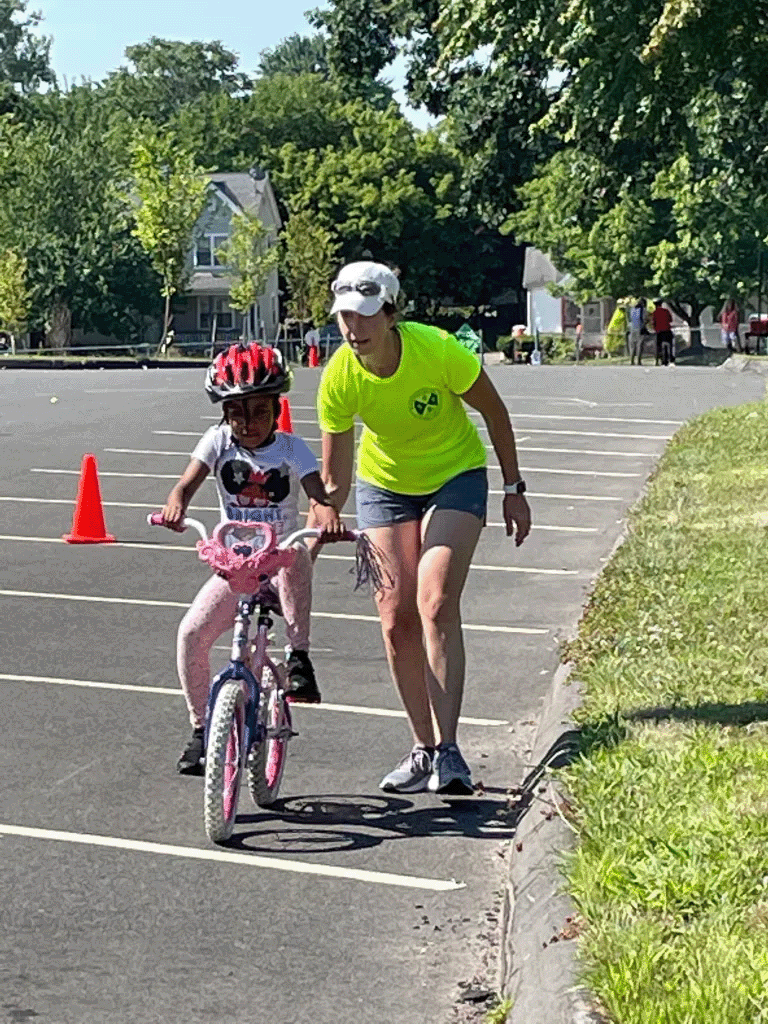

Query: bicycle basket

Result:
[197,521,295,592]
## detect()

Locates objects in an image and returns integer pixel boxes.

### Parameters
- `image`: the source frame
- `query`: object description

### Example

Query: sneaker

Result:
[285,650,321,704]
[176,727,205,775]
[429,743,474,795]
[379,745,434,793]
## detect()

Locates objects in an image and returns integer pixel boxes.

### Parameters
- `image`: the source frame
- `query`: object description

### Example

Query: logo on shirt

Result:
[409,388,440,420]
[221,459,291,507]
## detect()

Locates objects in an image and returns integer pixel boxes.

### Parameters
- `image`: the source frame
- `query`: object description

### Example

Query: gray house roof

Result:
[207,171,282,227]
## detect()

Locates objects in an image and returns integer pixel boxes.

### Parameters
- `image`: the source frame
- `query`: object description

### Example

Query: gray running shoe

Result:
[379,746,434,793]
[429,743,473,795]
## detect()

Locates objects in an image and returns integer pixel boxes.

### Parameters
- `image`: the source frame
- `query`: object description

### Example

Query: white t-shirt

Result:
[192,425,318,538]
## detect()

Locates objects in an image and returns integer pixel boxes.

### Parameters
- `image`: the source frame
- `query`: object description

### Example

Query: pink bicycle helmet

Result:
[205,343,290,403]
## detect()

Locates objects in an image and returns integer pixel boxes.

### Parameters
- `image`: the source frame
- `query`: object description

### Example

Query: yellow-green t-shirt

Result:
[317,321,486,494]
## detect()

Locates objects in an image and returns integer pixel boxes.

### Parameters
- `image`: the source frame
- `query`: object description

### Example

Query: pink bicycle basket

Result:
[196,521,296,592]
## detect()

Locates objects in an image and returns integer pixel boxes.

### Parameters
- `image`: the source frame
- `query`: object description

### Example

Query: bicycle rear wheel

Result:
[204,680,246,842]
[247,668,292,807]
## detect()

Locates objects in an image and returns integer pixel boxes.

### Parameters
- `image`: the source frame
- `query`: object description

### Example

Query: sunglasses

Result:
[332,280,385,298]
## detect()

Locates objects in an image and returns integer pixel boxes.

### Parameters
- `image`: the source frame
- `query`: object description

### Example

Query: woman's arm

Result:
[461,369,531,545]
[319,429,355,512]
[305,429,355,553]
[301,470,344,536]
[162,458,210,528]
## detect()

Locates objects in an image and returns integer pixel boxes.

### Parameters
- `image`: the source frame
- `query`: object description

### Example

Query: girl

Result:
[161,343,341,774]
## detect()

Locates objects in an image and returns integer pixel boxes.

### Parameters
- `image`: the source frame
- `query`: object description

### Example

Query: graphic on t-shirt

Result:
[220,459,291,506]
[409,388,440,420]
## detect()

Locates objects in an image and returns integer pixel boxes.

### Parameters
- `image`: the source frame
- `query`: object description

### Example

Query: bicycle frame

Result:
[203,594,284,760]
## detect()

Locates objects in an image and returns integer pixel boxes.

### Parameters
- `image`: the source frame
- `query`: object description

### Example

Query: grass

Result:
[484,997,514,1023]
[560,399,768,1023]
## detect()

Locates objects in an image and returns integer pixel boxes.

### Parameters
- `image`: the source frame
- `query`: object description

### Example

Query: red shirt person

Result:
[651,302,675,366]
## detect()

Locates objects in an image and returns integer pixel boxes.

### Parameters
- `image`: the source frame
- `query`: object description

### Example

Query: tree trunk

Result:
[47,299,72,353]
[668,298,703,353]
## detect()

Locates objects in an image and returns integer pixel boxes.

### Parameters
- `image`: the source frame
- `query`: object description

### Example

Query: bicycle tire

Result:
[203,680,246,843]
[247,667,292,807]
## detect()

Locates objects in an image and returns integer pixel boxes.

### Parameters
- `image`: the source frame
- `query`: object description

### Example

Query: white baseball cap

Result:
[330,261,400,317]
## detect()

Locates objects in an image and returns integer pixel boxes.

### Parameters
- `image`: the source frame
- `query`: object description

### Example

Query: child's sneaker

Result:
[285,650,321,704]
[428,743,473,795]
[176,727,205,775]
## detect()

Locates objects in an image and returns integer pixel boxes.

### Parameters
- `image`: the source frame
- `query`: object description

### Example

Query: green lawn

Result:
[561,398,768,1023]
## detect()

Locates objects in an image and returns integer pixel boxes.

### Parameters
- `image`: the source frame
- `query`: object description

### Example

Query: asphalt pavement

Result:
[0,363,763,1024]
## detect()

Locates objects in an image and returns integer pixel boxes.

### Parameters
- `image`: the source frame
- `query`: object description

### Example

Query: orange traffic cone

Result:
[277,396,293,433]
[63,454,116,544]
[308,344,319,368]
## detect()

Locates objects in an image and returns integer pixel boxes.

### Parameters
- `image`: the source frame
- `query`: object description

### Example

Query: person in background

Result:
[720,299,741,353]
[651,299,675,366]
[629,298,648,365]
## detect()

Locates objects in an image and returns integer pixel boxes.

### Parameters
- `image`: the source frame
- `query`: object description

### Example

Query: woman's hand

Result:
[503,494,531,546]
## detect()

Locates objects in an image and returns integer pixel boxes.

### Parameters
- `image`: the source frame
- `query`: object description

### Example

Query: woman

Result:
[314,260,531,795]
[720,299,741,353]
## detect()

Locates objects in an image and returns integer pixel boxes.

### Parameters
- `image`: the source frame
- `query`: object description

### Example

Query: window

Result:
[194,234,229,268]
[199,297,234,330]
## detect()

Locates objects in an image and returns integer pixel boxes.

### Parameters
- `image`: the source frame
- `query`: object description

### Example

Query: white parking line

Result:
[278,423,672,441]
[0,532,584,571]
[0,673,509,727]
[0,590,548,635]
[108,445,657,460]
[32,465,641,479]
[0,823,464,891]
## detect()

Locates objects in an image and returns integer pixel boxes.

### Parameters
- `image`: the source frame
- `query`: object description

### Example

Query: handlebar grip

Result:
[147,512,186,533]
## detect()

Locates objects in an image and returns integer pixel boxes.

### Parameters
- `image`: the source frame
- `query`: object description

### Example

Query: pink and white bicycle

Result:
[148,514,386,844]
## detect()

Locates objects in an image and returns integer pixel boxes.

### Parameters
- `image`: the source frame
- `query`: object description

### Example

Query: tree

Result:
[216,211,279,339]
[259,34,329,78]
[0,248,30,353]
[0,0,54,93]
[129,129,209,349]
[103,38,252,123]
[281,210,339,332]
[0,85,159,349]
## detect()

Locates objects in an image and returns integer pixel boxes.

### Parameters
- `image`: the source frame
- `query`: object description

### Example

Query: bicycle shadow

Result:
[227,728,585,856]
[229,791,521,855]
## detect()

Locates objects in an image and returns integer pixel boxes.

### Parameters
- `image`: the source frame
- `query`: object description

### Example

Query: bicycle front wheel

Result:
[204,680,246,843]
[247,668,292,808]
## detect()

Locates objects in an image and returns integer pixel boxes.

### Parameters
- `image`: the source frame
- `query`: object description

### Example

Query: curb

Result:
[502,664,606,1023]
[0,358,211,370]
[502,517,637,1022]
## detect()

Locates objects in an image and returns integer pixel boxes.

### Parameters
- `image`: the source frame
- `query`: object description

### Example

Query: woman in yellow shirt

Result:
[316,261,531,794]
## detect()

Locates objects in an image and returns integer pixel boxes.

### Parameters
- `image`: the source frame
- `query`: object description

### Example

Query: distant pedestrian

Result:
[651,300,675,366]
[720,299,741,353]
[629,298,648,365]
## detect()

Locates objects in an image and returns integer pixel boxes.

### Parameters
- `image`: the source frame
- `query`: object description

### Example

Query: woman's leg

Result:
[417,509,483,746]
[366,520,436,747]
[177,574,238,728]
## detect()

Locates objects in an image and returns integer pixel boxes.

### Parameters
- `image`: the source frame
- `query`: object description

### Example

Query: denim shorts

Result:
[356,468,489,529]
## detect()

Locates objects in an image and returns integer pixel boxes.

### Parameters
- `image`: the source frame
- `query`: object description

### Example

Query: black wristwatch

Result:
[503,480,527,495]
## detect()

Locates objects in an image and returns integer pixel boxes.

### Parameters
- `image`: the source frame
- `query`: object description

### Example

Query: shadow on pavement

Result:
[228,792,522,855]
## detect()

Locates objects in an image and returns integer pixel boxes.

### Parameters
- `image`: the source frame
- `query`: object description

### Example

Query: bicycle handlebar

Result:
[147,513,358,548]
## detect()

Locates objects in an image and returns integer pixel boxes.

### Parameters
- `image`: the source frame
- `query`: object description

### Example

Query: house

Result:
[522,247,615,347]
[172,170,282,351]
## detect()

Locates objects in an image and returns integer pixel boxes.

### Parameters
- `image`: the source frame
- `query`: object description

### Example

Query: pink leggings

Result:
[177,544,312,728]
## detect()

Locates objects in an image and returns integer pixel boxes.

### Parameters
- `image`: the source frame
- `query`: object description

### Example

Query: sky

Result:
[32,0,432,129]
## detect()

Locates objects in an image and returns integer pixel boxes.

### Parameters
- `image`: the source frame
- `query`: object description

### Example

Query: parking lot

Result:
[0,363,762,1024]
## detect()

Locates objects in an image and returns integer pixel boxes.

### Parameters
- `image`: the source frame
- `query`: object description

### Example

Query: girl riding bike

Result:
[159,342,342,774]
